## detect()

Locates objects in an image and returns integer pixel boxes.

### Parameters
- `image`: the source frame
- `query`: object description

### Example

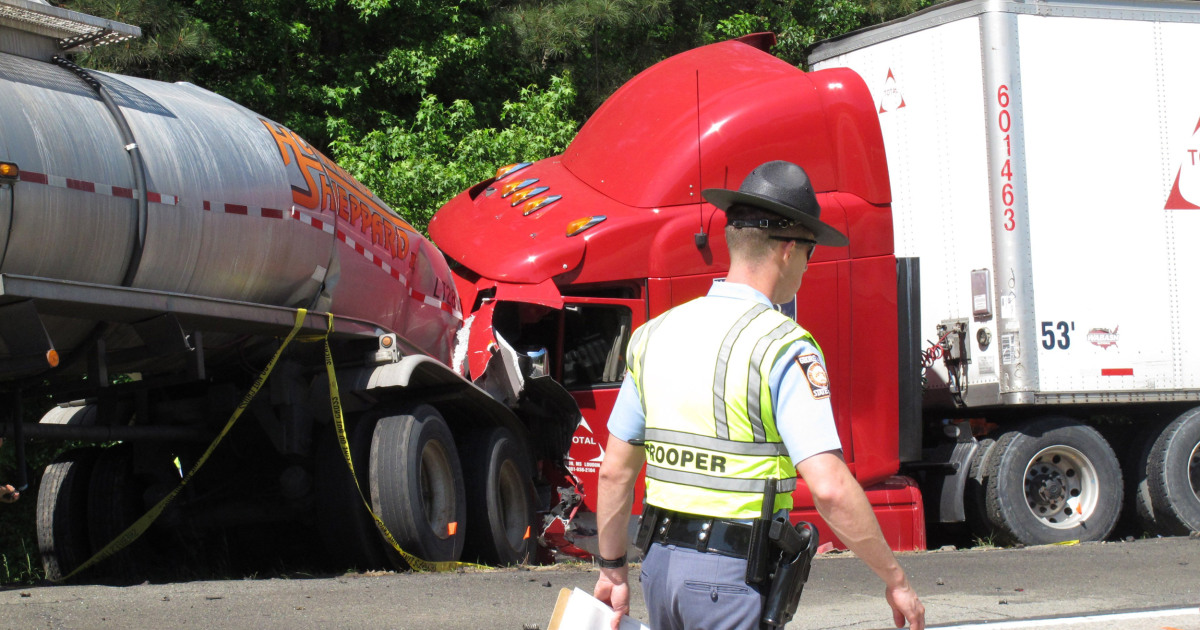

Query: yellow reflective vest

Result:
[627,295,819,519]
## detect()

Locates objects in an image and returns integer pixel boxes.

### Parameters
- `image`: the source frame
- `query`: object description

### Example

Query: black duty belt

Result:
[651,510,755,559]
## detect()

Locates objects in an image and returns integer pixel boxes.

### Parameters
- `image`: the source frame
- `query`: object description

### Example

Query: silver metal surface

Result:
[979,9,1039,403]
[0,48,459,378]
[0,0,139,52]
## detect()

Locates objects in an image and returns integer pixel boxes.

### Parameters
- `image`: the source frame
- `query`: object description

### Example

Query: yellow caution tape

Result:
[56,308,310,582]
[316,313,484,573]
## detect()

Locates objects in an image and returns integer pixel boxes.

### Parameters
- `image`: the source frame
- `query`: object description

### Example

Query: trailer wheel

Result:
[315,417,390,571]
[37,448,99,581]
[462,427,536,566]
[964,436,997,540]
[86,444,152,583]
[369,405,466,565]
[984,417,1122,545]
[1142,408,1200,534]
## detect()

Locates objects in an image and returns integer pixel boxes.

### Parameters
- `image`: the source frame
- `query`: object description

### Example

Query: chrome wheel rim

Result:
[1023,445,1099,529]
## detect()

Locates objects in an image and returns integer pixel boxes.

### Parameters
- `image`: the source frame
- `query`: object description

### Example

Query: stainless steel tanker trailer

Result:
[0,0,578,581]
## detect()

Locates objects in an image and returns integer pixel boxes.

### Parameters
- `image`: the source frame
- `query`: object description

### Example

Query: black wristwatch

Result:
[596,554,627,569]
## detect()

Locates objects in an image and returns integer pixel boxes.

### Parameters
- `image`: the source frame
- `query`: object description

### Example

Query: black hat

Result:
[703,161,848,247]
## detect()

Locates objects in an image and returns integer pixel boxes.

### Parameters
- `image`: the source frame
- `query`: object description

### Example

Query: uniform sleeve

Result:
[772,339,843,464]
[605,375,646,443]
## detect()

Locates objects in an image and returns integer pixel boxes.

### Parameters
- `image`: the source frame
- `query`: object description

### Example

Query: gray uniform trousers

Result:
[640,542,765,630]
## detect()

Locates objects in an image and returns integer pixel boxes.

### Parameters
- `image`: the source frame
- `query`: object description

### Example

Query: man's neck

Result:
[724,263,780,304]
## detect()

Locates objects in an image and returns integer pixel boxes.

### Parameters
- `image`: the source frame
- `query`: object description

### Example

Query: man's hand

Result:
[1,484,19,503]
[594,566,631,630]
[886,583,925,629]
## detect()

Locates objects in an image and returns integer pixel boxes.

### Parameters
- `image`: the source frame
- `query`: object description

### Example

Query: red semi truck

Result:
[432,33,927,553]
[433,0,1200,555]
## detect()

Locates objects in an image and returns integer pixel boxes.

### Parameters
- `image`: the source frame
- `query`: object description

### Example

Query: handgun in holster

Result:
[744,479,821,628]
[760,520,818,628]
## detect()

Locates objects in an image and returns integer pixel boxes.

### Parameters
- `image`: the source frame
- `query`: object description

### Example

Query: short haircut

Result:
[724,204,815,262]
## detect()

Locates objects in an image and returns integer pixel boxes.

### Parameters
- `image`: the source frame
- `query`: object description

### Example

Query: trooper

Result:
[593,160,925,630]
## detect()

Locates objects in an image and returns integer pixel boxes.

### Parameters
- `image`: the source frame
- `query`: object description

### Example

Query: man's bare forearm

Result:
[596,436,646,560]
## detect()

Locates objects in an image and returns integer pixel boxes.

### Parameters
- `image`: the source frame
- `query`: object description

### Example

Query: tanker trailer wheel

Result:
[461,427,537,566]
[984,417,1122,545]
[37,447,99,581]
[86,444,148,583]
[369,405,466,566]
[1140,408,1200,535]
[314,416,390,571]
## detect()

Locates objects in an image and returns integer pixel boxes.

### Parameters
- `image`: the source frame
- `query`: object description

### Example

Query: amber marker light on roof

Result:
[510,186,548,206]
[523,194,562,216]
[495,162,532,180]
[0,162,18,179]
[566,215,606,237]
[501,178,538,198]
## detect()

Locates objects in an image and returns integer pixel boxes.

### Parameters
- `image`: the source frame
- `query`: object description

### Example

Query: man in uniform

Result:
[592,160,925,630]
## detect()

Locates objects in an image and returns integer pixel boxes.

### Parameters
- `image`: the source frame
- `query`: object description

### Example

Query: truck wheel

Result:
[1143,408,1200,534]
[86,444,152,583]
[1127,422,1163,535]
[37,448,99,581]
[369,405,466,566]
[984,417,1122,545]
[462,427,537,566]
[964,436,997,540]
[314,417,390,570]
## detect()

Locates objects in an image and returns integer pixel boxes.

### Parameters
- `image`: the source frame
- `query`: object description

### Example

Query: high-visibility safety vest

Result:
[627,296,819,519]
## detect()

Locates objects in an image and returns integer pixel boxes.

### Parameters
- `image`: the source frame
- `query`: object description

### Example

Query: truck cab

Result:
[431,34,925,554]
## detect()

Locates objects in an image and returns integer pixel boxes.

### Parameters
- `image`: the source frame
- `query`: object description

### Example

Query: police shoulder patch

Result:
[794,353,831,399]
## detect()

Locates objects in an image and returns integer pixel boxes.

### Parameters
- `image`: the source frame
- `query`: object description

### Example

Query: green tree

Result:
[329,73,579,229]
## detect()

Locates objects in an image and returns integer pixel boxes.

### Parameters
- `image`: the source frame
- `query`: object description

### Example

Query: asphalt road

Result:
[2,536,1197,630]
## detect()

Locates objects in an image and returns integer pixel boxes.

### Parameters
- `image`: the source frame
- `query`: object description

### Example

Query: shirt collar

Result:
[707,280,773,307]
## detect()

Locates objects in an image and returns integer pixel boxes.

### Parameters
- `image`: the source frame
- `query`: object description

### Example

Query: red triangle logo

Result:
[879,68,906,114]
[1165,116,1200,210]
[1165,170,1199,209]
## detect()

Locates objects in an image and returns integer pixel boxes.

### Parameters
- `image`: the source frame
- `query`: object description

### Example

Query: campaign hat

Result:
[703,160,848,247]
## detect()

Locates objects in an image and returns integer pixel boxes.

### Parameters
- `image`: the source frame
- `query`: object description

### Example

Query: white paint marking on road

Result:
[932,606,1200,629]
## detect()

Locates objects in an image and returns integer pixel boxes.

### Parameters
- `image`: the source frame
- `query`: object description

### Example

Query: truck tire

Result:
[369,405,466,566]
[1142,408,1200,535]
[462,427,537,566]
[984,417,1122,545]
[86,444,151,583]
[964,436,997,540]
[1127,422,1163,535]
[314,417,390,571]
[37,448,99,582]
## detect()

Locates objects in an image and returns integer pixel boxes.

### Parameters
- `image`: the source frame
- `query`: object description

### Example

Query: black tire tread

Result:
[1145,408,1200,535]
[983,417,1122,546]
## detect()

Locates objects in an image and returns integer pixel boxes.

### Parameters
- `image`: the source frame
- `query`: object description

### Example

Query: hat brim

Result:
[703,188,849,247]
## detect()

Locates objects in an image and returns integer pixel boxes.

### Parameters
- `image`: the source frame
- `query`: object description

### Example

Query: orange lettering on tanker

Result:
[260,118,418,263]
[260,119,323,211]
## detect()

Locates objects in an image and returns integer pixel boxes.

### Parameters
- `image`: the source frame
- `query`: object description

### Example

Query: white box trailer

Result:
[811,0,1200,542]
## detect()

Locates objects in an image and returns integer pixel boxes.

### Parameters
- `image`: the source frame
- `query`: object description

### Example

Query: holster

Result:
[760,521,819,628]
[633,504,662,556]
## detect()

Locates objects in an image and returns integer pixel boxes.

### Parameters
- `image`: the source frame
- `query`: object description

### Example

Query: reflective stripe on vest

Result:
[627,296,818,519]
